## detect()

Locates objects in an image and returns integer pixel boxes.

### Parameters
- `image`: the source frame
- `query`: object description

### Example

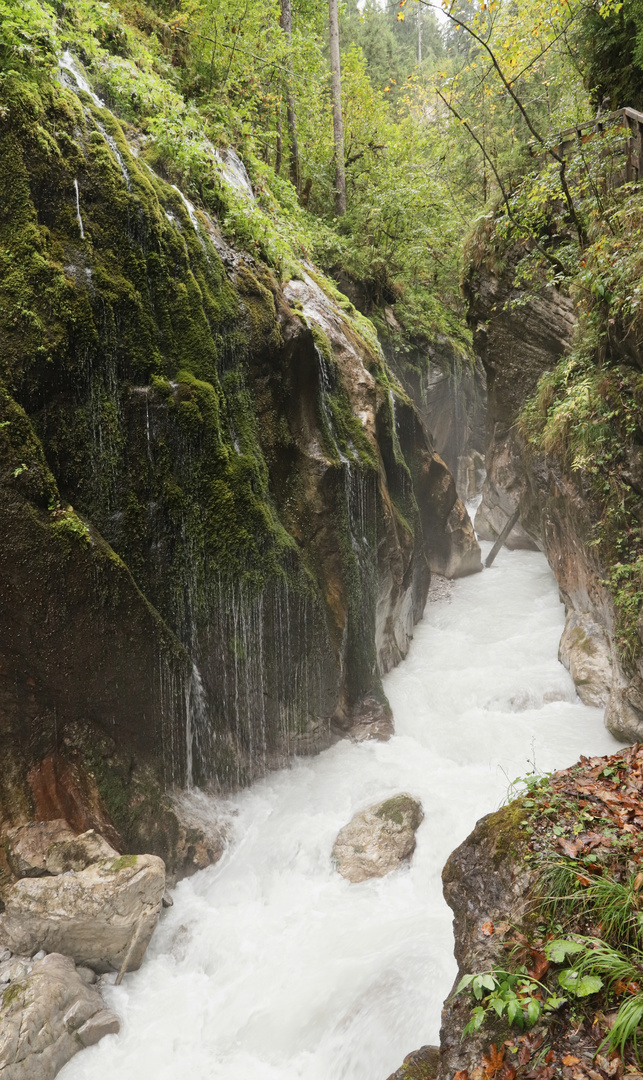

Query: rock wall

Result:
[464,246,641,741]
[0,66,480,872]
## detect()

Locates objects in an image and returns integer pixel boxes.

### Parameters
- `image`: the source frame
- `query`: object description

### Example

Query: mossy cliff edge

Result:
[463,228,643,746]
[0,61,480,874]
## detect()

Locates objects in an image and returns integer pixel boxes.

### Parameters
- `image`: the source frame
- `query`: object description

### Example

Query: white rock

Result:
[0,952,119,1079]
[332,794,424,884]
[0,854,165,972]
[5,820,76,878]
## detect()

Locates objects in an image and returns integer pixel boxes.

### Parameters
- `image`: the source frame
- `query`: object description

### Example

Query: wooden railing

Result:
[548,107,643,183]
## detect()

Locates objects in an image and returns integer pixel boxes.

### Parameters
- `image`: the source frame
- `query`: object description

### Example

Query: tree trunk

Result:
[280,0,301,194]
[275,118,283,175]
[328,0,346,216]
[417,7,422,65]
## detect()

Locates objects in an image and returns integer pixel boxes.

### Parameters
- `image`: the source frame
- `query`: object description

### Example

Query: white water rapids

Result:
[62,544,621,1080]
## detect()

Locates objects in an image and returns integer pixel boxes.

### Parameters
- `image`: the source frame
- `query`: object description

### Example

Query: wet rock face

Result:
[0,952,119,1080]
[438,806,536,1080]
[332,794,424,883]
[0,68,481,872]
[385,1044,440,1080]
[0,854,165,973]
[464,249,643,738]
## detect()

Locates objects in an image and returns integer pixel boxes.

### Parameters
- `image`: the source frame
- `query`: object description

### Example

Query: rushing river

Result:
[62,544,621,1080]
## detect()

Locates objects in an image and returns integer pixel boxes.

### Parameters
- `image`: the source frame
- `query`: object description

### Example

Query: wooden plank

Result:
[484,506,522,569]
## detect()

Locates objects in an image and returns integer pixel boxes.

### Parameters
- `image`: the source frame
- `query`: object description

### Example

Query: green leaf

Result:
[558,969,603,997]
[526,998,541,1026]
[455,973,475,995]
[546,939,585,963]
[506,998,521,1026]
[469,1006,486,1031]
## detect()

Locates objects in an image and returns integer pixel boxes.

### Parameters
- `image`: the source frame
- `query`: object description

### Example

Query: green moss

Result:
[2,983,25,1008]
[480,801,530,870]
[111,853,138,871]
[375,795,422,829]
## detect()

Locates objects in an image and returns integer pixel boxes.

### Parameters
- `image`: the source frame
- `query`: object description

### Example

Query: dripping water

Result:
[73,179,85,239]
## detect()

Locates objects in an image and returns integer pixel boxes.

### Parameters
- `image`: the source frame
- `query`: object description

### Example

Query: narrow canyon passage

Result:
[61,546,621,1080]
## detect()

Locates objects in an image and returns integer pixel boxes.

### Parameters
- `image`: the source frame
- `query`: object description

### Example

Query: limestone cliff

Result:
[464,245,643,743]
[0,61,480,874]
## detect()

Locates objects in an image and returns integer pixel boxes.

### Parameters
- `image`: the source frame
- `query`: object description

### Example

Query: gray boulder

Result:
[5,822,118,880]
[0,854,165,973]
[332,794,424,883]
[0,952,119,1079]
[559,610,613,708]
[5,821,77,879]
[46,830,118,875]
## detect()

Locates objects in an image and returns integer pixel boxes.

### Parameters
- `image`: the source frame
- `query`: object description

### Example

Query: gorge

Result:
[57,541,620,1080]
[4,0,643,1077]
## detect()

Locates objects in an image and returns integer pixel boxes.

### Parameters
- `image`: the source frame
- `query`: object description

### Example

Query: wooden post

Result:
[484,506,521,569]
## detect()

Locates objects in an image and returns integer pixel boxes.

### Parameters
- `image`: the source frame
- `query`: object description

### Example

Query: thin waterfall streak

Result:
[73,179,85,239]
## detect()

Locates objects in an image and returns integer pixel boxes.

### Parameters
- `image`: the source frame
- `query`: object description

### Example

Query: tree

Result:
[280,0,301,193]
[329,0,347,214]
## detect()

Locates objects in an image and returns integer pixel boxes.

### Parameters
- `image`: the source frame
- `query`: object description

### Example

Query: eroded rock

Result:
[5,821,77,879]
[0,854,165,972]
[0,952,119,1079]
[5,821,119,882]
[46,830,119,875]
[559,610,612,707]
[332,794,423,883]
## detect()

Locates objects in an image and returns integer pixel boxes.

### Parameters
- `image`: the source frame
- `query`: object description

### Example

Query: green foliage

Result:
[575,0,643,108]
[454,967,567,1037]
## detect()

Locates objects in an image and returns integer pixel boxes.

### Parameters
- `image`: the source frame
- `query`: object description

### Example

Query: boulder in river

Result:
[0,951,119,1080]
[332,794,424,883]
[0,854,165,972]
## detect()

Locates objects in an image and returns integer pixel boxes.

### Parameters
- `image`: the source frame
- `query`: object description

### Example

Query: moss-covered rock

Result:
[0,50,480,871]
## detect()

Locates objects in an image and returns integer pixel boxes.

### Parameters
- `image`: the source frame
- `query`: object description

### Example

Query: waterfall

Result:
[94,118,131,189]
[73,179,84,239]
[215,148,255,199]
[185,665,208,790]
[59,50,105,108]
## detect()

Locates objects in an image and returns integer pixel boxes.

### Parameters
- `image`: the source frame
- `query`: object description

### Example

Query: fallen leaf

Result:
[452,1072,469,1080]
[482,920,494,937]
[562,1055,581,1066]
[528,950,550,980]
[518,1045,531,1067]
[595,1053,620,1076]
[482,1043,505,1079]
[501,1065,516,1080]
[557,838,580,858]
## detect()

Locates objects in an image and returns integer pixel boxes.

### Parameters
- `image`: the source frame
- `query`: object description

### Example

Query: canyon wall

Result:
[464,245,643,743]
[0,65,480,875]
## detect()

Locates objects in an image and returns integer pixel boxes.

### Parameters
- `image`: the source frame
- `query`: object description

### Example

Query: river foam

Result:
[61,545,621,1080]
